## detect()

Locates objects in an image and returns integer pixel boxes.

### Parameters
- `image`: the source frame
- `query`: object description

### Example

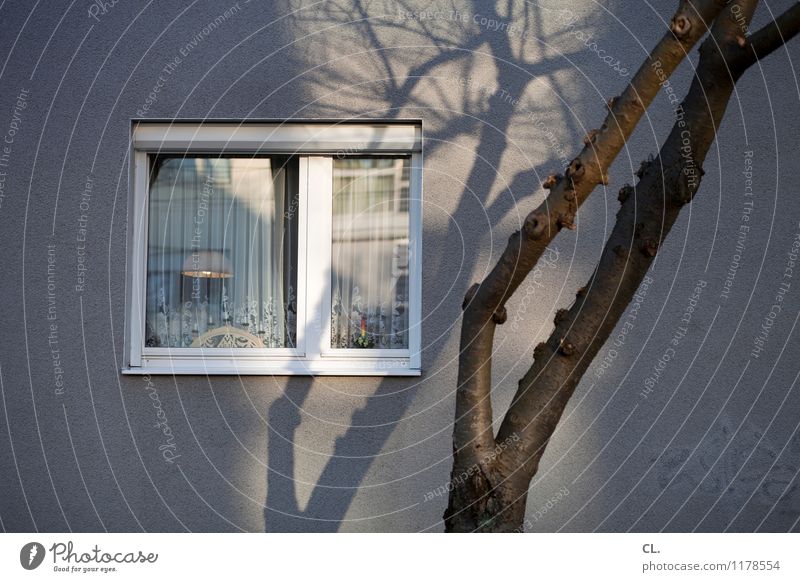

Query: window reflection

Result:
[145,155,299,349]
[331,157,411,349]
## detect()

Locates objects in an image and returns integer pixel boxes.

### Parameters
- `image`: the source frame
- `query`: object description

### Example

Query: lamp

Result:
[181,250,233,279]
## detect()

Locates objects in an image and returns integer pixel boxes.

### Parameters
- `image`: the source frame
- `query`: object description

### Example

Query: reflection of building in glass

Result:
[331,157,411,349]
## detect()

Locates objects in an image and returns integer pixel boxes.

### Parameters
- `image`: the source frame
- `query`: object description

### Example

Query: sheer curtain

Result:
[331,157,410,349]
[145,155,298,349]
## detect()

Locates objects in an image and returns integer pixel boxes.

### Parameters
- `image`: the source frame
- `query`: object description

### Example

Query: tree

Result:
[446,0,800,532]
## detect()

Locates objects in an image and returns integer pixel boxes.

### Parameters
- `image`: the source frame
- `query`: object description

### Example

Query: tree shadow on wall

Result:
[265,376,420,531]
[262,0,617,532]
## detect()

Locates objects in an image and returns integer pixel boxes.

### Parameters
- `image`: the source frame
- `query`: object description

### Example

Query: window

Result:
[331,157,410,350]
[145,155,299,350]
[125,122,422,375]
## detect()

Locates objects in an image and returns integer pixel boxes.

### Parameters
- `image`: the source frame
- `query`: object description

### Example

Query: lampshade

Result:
[181,250,233,278]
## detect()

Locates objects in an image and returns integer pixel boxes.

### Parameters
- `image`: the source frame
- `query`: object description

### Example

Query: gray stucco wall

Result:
[0,0,798,532]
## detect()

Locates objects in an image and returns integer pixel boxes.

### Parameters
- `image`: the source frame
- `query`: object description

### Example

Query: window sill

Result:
[122,362,421,377]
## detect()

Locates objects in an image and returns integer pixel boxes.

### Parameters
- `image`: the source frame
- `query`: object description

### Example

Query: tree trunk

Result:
[446,0,800,532]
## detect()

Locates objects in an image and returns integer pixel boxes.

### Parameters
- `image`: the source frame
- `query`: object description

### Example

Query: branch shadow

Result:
[264,377,419,531]
[261,0,614,532]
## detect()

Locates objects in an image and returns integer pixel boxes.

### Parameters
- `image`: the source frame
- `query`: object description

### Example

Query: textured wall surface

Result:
[0,0,798,532]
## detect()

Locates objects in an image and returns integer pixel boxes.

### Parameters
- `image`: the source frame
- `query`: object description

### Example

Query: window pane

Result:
[145,155,298,348]
[331,157,410,349]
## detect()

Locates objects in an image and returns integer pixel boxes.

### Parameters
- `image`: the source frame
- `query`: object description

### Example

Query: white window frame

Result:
[123,121,422,376]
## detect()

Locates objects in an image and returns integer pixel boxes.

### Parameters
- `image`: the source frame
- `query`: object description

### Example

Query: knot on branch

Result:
[462,283,479,310]
[671,14,692,39]
[675,163,705,205]
[557,212,576,231]
[675,180,693,205]
[636,156,654,178]
[507,411,523,426]
[542,173,562,190]
[583,129,600,146]
[576,285,588,298]
[523,211,548,239]
[492,306,508,325]
[641,239,659,257]
[567,158,585,184]
[533,342,549,359]
[618,183,634,203]
[559,338,577,357]
[554,308,569,325]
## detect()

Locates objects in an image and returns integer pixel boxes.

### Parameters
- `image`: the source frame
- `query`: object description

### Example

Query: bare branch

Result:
[495,0,765,496]
[446,0,729,533]
[745,3,800,63]
[451,0,727,467]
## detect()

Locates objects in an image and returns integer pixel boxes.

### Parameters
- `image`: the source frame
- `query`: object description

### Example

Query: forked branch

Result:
[446,0,730,533]
[496,0,765,497]
[452,0,728,469]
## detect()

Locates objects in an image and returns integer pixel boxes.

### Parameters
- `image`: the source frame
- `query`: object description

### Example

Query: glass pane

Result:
[331,157,411,349]
[145,155,298,349]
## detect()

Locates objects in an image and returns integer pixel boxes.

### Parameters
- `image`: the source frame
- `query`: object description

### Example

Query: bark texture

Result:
[446,0,800,532]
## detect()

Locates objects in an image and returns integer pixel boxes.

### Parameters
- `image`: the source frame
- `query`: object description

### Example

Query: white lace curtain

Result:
[331,157,410,349]
[145,156,298,348]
